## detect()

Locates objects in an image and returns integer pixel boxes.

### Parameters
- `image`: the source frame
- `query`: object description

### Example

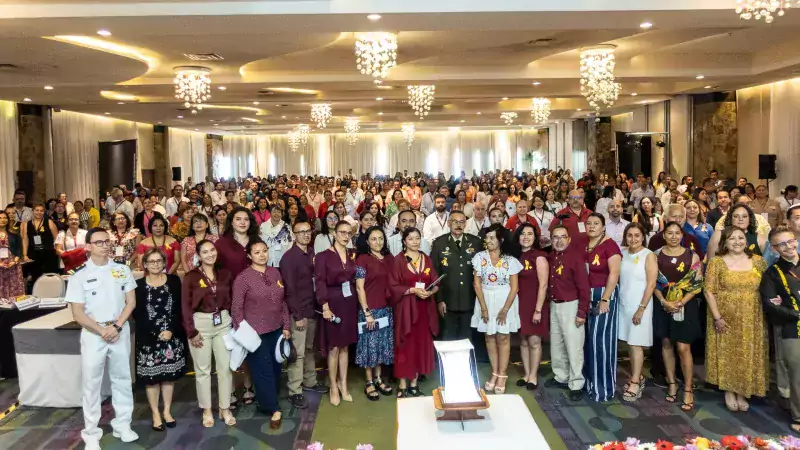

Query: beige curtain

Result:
[769,79,800,196]
[0,100,19,205]
[167,128,206,184]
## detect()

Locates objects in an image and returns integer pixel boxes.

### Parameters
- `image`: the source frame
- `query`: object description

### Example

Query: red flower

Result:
[657,440,674,450]
[721,436,743,450]
[602,443,625,450]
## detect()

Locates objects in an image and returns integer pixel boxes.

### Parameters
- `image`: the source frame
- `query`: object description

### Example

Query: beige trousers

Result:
[550,300,586,391]
[188,311,233,409]
[288,317,319,395]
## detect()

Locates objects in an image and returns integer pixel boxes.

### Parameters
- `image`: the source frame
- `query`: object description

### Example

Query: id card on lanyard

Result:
[201,271,222,325]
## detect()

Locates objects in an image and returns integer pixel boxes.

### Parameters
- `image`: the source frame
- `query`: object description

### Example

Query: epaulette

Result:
[67,263,87,276]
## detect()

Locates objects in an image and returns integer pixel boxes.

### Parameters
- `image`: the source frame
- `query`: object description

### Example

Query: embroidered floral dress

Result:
[109,228,140,267]
[132,275,187,385]
[469,250,523,335]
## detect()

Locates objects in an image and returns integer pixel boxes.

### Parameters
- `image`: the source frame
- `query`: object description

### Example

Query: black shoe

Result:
[526,382,538,391]
[303,382,330,394]
[780,396,792,412]
[569,389,583,401]
[516,378,527,387]
[418,374,427,382]
[152,420,165,432]
[407,385,424,397]
[289,394,308,409]
[544,378,569,389]
[165,420,176,429]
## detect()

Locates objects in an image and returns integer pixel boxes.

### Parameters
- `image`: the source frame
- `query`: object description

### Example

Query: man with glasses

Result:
[11,189,32,228]
[761,224,800,429]
[65,227,138,450]
[431,210,482,341]
[549,189,592,247]
[280,220,329,409]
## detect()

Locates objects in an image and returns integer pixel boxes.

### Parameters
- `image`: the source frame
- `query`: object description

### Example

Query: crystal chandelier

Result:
[344,117,360,146]
[288,130,300,152]
[579,45,621,111]
[174,66,211,114]
[296,124,310,145]
[500,112,518,126]
[402,122,415,147]
[531,98,551,124]
[736,0,792,22]
[355,33,398,82]
[407,85,435,118]
[310,103,332,129]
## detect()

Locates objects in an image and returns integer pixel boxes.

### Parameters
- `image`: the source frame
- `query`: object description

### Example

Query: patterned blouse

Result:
[109,228,141,267]
[232,266,290,334]
[471,250,523,287]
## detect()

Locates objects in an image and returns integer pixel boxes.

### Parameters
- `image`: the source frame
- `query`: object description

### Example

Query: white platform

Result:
[397,394,551,450]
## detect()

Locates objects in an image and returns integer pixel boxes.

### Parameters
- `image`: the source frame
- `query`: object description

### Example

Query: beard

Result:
[436,205,446,213]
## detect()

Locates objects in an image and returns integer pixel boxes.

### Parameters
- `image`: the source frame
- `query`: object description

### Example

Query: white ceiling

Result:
[0,1,799,134]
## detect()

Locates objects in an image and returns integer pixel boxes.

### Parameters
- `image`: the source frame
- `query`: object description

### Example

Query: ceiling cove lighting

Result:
[97,29,112,37]
[48,35,158,70]
[174,66,212,114]
[44,86,54,90]
[311,103,332,128]
[737,0,792,22]
[408,85,435,118]
[367,14,382,21]
[531,97,551,124]
[23,98,32,102]
[579,45,621,111]
[640,21,653,29]
[266,87,319,95]
[696,74,705,79]
[241,117,259,122]
[354,32,398,83]
[101,90,137,101]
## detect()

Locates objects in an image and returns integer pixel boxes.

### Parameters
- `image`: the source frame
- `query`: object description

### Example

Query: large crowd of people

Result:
[2,168,800,448]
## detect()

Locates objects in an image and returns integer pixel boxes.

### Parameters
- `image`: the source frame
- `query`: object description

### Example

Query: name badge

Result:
[342,281,352,297]
[0,248,8,259]
[33,235,42,246]
[115,246,124,257]
[415,282,426,290]
[577,222,586,233]
[212,311,222,326]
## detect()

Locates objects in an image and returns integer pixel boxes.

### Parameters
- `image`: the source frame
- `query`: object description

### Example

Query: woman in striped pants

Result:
[583,213,622,402]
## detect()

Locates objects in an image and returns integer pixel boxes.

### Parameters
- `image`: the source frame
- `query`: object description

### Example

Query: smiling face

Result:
[552,228,570,252]
[197,241,217,265]
[367,229,385,253]
[664,223,683,247]
[232,211,250,233]
[403,229,421,252]
[489,209,505,225]
[625,225,644,250]
[724,228,747,254]
[519,226,536,250]
[730,206,750,230]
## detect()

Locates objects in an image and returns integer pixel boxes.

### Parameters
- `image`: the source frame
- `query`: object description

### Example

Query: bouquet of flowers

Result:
[589,435,800,450]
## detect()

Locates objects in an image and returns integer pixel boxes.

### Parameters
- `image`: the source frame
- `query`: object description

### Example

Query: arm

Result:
[49,221,58,240]
[231,276,247,329]
[473,272,488,323]
[181,273,200,339]
[430,242,444,304]
[633,252,658,325]
[497,274,519,325]
[761,269,800,322]
[275,272,291,332]
[355,273,374,329]
[706,230,721,260]
[599,254,621,314]
[279,254,301,322]
[21,222,29,260]
[167,240,181,274]
[574,257,591,321]
[534,257,549,318]
[168,276,182,334]
[314,255,334,321]
[55,232,65,256]
[181,240,192,273]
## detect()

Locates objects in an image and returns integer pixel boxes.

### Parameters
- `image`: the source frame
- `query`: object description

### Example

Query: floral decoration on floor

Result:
[589,436,800,450]
[307,443,373,450]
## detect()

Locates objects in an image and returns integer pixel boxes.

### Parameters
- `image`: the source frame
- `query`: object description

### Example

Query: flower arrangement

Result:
[307,444,373,450]
[588,436,800,450]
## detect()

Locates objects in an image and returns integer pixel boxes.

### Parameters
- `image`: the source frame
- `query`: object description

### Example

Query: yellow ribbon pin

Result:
[749,244,755,251]
[424,268,430,276]
[441,257,448,267]
[556,264,564,275]
[199,279,207,288]
[524,260,532,271]
[633,256,640,265]
[592,254,600,266]
[677,262,685,273]
[277,280,284,288]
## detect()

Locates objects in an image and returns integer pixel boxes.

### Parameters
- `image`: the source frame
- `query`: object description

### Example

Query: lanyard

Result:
[435,212,449,230]
[15,209,24,223]
[774,265,800,335]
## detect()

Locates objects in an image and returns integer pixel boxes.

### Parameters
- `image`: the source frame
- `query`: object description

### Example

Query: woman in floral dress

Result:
[108,212,141,267]
[0,211,24,299]
[133,247,187,431]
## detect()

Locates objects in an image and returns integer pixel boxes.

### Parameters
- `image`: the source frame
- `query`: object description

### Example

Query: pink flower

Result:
[306,443,323,450]
[356,445,373,450]
[165,348,174,359]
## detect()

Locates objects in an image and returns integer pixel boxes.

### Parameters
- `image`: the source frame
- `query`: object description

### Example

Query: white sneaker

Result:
[112,429,139,443]
[84,441,101,450]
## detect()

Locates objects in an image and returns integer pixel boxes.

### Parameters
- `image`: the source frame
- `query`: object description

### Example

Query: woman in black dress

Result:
[21,204,59,285]
[133,247,187,431]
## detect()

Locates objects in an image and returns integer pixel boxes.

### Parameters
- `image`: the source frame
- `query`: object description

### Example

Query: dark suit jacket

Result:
[134,211,164,234]
[706,207,725,229]
[430,233,482,311]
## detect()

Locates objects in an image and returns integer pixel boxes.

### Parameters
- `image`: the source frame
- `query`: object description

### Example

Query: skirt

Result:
[394,300,435,379]
[583,286,619,403]
[653,288,701,345]
[355,307,394,368]
[135,337,188,385]
[470,284,521,335]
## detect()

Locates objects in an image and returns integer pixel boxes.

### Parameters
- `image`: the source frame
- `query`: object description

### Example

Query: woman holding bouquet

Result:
[654,221,703,411]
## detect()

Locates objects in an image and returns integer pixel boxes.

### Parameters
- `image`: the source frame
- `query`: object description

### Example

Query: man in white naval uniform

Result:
[65,227,138,450]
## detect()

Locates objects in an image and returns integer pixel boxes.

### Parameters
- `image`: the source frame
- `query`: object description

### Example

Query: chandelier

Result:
[296,124,310,145]
[737,0,792,22]
[355,33,398,82]
[500,112,518,126]
[407,85,435,118]
[402,122,415,147]
[579,45,621,111]
[344,117,360,146]
[310,103,332,129]
[531,98,551,124]
[174,66,212,114]
[288,130,300,152]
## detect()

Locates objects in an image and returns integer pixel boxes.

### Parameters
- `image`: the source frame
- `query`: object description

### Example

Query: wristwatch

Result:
[600,298,610,303]
[112,323,122,332]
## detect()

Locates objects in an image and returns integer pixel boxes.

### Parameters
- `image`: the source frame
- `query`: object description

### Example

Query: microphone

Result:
[316,310,342,324]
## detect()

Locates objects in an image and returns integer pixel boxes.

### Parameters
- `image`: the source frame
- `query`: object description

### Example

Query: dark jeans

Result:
[246,328,283,415]
[441,310,473,341]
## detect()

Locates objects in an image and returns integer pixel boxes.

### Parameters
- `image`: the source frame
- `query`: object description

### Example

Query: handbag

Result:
[60,232,87,272]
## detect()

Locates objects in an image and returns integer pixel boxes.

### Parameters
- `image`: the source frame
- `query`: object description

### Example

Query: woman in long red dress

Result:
[512,223,549,390]
[389,227,439,398]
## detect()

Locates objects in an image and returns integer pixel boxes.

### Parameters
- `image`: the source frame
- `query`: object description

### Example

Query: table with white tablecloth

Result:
[12,307,135,408]
[397,394,551,450]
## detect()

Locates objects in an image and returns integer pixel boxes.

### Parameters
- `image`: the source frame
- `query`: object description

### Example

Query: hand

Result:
[414,288,431,299]
[282,329,291,339]
[480,308,489,324]
[158,330,173,341]
[100,326,118,342]
[714,317,727,334]
[190,334,204,348]
[366,314,376,330]
[294,318,307,331]
[497,308,508,326]
[532,311,542,324]
[632,310,644,325]
[437,302,447,317]
[574,317,586,328]
[322,309,334,322]
[598,300,610,315]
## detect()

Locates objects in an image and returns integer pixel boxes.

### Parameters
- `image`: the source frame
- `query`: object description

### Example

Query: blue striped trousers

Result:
[583,286,619,402]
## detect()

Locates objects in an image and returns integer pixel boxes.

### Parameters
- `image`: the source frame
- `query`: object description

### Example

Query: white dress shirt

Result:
[345,188,364,211]
[606,217,630,248]
[422,211,450,246]
[164,196,189,217]
[210,191,227,207]
[420,192,436,216]
[388,233,431,256]
[464,216,491,237]
[778,195,800,212]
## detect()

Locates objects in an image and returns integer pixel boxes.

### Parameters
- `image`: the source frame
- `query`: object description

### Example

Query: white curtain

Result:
[168,128,206,185]
[51,109,143,202]
[0,101,19,205]
[769,79,800,196]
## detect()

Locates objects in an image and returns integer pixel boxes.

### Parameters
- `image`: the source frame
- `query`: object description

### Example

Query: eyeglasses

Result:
[295,230,312,235]
[336,230,351,235]
[569,196,583,200]
[326,216,338,222]
[551,235,569,241]
[90,239,112,247]
[773,239,798,250]
[146,259,165,265]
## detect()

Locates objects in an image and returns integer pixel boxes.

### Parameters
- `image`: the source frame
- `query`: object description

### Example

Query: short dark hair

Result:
[292,220,312,232]
[356,225,389,256]
[512,222,540,252]
[662,221,684,235]
[86,227,109,244]
[718,226,752,258]
[434,193,446,202]
[401,226,422,251]
[551,224,569,236]
[246,238,268,255]
[148,216,169,235]
[187,213,210,236]
[587,212,606,226]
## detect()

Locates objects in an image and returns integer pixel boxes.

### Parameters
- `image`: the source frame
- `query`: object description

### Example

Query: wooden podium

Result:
[432,387,490,422]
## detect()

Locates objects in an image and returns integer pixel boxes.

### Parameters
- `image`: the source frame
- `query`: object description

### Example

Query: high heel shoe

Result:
[338,383,353,402]
[329,389,341,407]
[219,408,237,426]
[152,415,165,432]
[270,411,282,430]
[485,373,499,391]
[494,375,508,395]
[202,410,215,428]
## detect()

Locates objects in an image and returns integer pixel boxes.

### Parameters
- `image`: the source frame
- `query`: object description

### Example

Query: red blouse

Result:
[586,238,622,288]
[231,266,290,334]
[355,253,393,310]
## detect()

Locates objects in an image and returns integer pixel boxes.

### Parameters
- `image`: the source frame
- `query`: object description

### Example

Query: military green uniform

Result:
[431,233,482,340]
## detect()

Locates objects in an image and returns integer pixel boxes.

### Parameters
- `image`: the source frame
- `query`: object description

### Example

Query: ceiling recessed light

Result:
[23,97,31,102]
[252,101,260,105]
[532,81,541,86]
[640,22,653,29]
[378,112,384,116]
[97,29,112,37]
[631,92,638,96]
[157,121,163,124]
[502,97,509,100]
[218,86,227,91]
[695,75,705,80]
[194,128,199,131]
[577,108,582,111]
[376,97,383,101]
[476,112,482,115]
[117,102,125,105]
[281,115,286,119]
[460,120,465,123]
[104,112,110,115]
[367,14,381,21]
[44,86,53,90]
[177,115,184,119]
[704,85,712,89]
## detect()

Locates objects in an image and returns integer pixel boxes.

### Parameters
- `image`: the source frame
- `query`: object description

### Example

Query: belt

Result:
[97,321,117,327]
[550,298,577,304]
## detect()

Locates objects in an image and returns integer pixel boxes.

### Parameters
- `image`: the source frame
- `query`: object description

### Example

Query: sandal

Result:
[494,375,508,395]
[621,380,643,402]
[790,422,800,433]
[485,373,499,391]
[374,377,393,396]
[229,392,238,411]
[202,410,215,428]
[680,389,695,412]
[737,395,749,412]
[219,408,236,426]
[364,380,380,401]
[397,388,409,398]
[243,386,255,405]
[407,385,424,397]
[665,382,679,403]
